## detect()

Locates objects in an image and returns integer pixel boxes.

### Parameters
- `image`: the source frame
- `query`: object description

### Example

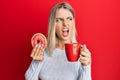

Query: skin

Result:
[55,8,74,49]
[30,8,91,66]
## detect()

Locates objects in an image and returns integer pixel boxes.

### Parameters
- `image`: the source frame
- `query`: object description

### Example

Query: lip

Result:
[62,27,69,37]
[62,28,69,32]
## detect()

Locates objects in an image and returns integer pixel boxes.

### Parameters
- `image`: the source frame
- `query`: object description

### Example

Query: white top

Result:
[25,48,92,80]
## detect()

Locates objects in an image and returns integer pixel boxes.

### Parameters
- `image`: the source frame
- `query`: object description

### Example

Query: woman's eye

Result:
[56,18,63,22]
[67,17,73,21]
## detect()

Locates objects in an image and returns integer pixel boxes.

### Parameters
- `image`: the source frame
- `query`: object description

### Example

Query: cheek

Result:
[69,21,75,28]
[55,24,61,35]
[69,22,74,30]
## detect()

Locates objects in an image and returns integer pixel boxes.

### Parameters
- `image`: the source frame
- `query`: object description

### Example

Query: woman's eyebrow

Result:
[56,17,63,20]
[56,17,63,19]
[67,16,73,18]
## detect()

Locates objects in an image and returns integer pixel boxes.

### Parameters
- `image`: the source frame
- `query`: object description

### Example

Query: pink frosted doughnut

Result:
[31,33,47,49]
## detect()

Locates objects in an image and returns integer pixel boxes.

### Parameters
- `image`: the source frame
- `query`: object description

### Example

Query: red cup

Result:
[65,43,81,62]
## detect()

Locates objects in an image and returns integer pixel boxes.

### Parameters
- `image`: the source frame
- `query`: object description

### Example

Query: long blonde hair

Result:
[46,2,77,55]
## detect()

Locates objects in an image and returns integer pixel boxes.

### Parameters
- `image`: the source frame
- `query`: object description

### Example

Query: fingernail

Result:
[84,44,87,48]
[81,44,83,47]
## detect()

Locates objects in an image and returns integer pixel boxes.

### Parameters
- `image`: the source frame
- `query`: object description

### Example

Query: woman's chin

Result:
[61,36,71,41]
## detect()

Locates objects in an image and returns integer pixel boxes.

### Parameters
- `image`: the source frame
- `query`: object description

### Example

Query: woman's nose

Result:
[63,20,67,26]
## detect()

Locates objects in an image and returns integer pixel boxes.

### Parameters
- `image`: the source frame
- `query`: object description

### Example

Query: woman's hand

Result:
[30,44,44,61]
[79,44,91,66]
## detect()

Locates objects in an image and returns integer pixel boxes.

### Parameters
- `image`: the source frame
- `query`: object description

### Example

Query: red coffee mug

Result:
[65,43,81,62]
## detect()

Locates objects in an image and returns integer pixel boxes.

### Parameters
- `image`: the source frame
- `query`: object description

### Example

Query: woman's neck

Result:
[56,40,71,50]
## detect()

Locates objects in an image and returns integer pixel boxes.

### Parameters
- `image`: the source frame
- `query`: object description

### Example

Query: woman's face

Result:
[55,8,75,42]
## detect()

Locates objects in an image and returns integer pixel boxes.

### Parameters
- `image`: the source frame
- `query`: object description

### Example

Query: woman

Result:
[25,2,92,80]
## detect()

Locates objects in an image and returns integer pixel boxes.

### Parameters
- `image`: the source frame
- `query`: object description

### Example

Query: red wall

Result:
[1,0,120,80]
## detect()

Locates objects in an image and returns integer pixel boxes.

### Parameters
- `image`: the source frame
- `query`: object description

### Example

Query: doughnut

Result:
[31,33,47,49]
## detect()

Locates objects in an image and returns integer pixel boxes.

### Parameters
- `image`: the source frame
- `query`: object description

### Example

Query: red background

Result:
[0,0,120,80]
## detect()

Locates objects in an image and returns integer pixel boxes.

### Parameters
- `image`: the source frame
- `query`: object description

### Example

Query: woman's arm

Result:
[78,64,92,80]
[78,44,92,80]
[25,43,45,80]
[25,60,43,80]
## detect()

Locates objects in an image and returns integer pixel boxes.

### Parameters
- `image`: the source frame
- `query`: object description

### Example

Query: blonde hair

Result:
[46,2,77,55]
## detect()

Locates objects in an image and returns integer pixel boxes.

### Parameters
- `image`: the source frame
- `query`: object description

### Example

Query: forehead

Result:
[55,8,73,18]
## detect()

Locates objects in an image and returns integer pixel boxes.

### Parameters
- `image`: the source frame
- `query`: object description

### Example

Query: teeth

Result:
[62,29,68,32]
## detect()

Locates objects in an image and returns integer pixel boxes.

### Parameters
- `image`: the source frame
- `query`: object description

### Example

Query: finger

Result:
[36,43,42,56]
[80,53,91,61]
[33,44,40,59]
[79,55,91,66]
[83,44,87,49]
[36,45,44,61]
[38,48,44,58]
[38,56,44,61]
[79,57,87,64]
[79,55,88,61]
[35,54,44,61]
[80,51,90,58]
[80,60,89,66]
[36,53,44,61]
[84,48,90,53]
[39,47,44,56]
[30,44,38,57]
[80,46,91,56]
[80,44,83,47]
[83,48,91,58]
[81,44,87,50]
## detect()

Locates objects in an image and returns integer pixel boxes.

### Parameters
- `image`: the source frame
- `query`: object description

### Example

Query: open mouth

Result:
[62,28,69,37]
